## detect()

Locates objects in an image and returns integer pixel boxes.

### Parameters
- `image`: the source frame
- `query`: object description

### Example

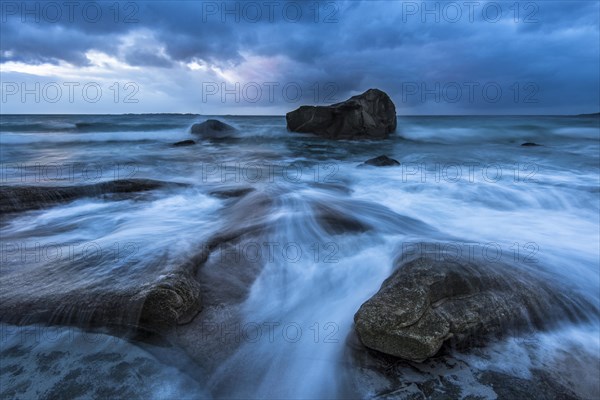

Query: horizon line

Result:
[1,113,599,117]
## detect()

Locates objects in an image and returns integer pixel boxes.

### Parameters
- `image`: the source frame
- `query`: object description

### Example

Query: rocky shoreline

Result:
[1,95,598,399]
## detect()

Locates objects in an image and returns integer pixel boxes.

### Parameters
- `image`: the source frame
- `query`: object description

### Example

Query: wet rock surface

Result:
[172,190,275,371]
[0,265,204,333]
[0,188,269,341]
[0,326,207,400]
[345,329,593,400]
[354,254,595,362]
[208,187,255,199]
[312,202,372,235]
[0,179,185,214]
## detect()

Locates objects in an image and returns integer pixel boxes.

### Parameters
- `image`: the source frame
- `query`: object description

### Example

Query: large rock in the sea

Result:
[354,254,595,362]
[191,119,236,139]
[286,88,397,139]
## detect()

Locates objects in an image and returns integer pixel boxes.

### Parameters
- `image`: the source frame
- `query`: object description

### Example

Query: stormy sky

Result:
[1,0,598,114]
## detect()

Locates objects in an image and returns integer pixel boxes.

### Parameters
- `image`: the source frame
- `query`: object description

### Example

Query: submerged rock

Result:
[173,139,196,147]
[312,202,371,235]
[191,119,236,139]
[354,254,595,362]
[209,187,255,199]
[521,142,542,147]
[358,155,400,167]
[0,325,210,400]
[0,179,185,214]
[286,88,397,140]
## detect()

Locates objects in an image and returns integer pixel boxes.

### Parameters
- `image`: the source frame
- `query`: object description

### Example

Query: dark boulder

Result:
[286,88,397,140]
[358,155,400,167]
[354,254,595,362]
[173,139,196,147]
[191,119,236,139]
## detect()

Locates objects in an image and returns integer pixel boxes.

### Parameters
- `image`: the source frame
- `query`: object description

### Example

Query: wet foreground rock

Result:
[0,253,207,333]
[0,179,185,214]
[0,186,266,337]
[354,254,596,362]
[286,88,397,139]
[345,329,594,400]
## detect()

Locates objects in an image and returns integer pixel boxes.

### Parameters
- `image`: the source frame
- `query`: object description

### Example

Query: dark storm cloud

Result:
[1,0,598,113]
[0,20,118,65]
[123,48,173,67]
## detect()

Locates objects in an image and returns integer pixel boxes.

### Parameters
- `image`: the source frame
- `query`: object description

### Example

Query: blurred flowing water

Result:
[1,114,598,398]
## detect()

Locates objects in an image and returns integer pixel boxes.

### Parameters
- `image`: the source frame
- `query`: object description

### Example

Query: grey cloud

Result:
[0,0,598,113]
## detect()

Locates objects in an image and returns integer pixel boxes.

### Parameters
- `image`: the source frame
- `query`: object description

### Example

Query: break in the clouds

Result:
[0,0,598,114]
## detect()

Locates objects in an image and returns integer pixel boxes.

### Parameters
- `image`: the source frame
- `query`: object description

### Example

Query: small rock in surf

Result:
[191,119,236,139]
[358,155,400,167]
[521,142,542,147]
[173,139,196,147]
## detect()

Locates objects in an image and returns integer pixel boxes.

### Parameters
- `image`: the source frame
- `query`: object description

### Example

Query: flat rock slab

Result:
[0,179,185,214]
[0,254,205,333]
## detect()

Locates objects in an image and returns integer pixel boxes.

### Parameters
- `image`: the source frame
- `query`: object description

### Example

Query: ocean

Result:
[1,114,599,399]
